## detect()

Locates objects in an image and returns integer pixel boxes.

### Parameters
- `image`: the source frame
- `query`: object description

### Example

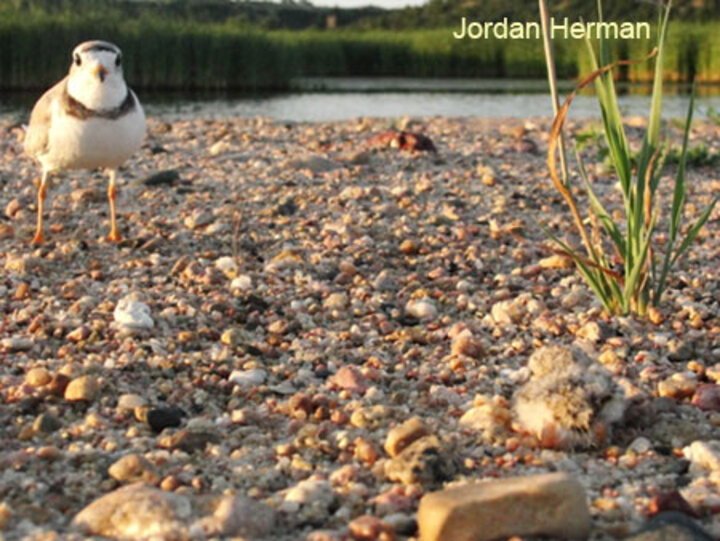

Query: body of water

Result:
[2,78,719,122]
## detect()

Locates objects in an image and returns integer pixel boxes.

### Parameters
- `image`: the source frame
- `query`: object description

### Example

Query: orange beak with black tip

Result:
[94,64,107,82]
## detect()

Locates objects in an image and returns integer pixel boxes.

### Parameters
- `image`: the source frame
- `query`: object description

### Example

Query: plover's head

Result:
[66,40,127,110]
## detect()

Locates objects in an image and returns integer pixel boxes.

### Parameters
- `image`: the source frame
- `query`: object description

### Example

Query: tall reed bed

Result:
[0,10,717,90]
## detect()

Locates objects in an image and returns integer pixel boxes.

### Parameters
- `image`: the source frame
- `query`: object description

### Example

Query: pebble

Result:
[72,483,275,539]
[230,274,253,291]
[490,299,523,325]
[372,270,396,291]
[184,208,214,230]
[417,472,590,541]
[25,367,51,387]
[117,393,147,411]
[399,239,417,255]
[329,365,369,395]
[221,327,248,347]
[668,340,695,362]
[144,406,186,433]
[158,428,220,453]
[2,337,33,352]
[0,502,10,530]
[33,413,62,435]
[72,483,192,538]
[384,417,428,457]
[285,479,335,508]
[405,299,437,321]
[194,494,276,538]
[349,515,395,541]
[628,436,653,454]
[450,329,484,359]
[625,511,714,541]
[141,169,179,186]
[47,373,70,397]
[229,368,267,388]
[64,375,100,402]
[113,298,154,331]
[214,256,239,278]
[459,398,512,440]
[324,292,349,310]
[691,384,720,411]
[683,440,720,472]
[108,454,160,484]
[576,320,604,343]
[658,373,697,400]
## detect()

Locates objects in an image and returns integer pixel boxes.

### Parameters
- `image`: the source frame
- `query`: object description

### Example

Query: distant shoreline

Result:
[452,16,651,40]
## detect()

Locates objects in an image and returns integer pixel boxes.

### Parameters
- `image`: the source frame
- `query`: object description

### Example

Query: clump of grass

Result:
[542,0,717,317]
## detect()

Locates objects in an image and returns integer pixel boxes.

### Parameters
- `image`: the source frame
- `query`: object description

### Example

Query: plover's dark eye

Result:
[74,54,81,66]
[115,54,122,67]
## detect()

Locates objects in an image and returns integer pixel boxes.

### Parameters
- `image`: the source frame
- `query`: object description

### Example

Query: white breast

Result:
[41,94,146,172]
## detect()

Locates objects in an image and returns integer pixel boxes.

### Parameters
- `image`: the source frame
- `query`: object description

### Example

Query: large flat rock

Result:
[417,472,590,541]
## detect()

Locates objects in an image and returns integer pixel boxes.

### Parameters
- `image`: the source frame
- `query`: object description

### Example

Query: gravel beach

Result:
[1,112,720,540]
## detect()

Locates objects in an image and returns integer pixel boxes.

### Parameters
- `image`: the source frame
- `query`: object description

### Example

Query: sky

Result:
[310,0,426,8]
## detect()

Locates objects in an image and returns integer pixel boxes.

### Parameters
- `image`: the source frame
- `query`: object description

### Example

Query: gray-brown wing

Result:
[24,77,68,159]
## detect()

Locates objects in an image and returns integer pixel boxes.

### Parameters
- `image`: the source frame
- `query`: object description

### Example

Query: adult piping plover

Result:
[24,40,146,244]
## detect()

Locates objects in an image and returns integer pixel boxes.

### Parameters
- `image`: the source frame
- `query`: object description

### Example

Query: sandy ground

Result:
[1,112,720,540]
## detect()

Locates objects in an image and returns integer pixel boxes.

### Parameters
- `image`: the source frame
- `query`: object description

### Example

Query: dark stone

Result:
[142,170,180,187]
[150,145,168,154]
[248,295,269,311]
[276,197,297,216]
[33,413,62,434]
[47,374,70,397]
[648,490,700,518]
[668,340,694,362]
[145,406,186,433]
[625,511,714,541]
[19,397,41,415]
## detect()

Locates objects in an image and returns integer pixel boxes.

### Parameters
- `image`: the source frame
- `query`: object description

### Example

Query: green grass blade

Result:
[670,198,718,268]
[624,211,657,301]
[576,148,627,256]
[654,86,695,303]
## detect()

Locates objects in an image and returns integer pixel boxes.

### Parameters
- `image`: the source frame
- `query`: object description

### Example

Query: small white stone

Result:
[114,298,154,331]
[285,479,335,508]
[490,299,523,325]
[184,209,214,230]
[627,437,652,454]
[229,369,267,388]
[405,299,437,321]
[117,394,147,411]
[683,440,720,472]
[230,275,253,291]
[215,256,239,278]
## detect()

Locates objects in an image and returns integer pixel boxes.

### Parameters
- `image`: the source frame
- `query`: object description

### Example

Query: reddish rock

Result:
[692,384,720,412]
[366,130,437,153]
[349,515,395,541]
[329,366,368,395]
[648,490,700,518]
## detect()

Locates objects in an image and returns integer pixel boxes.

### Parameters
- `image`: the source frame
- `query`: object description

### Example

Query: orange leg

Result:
[31,171,48,245]
[106,169,122,242]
